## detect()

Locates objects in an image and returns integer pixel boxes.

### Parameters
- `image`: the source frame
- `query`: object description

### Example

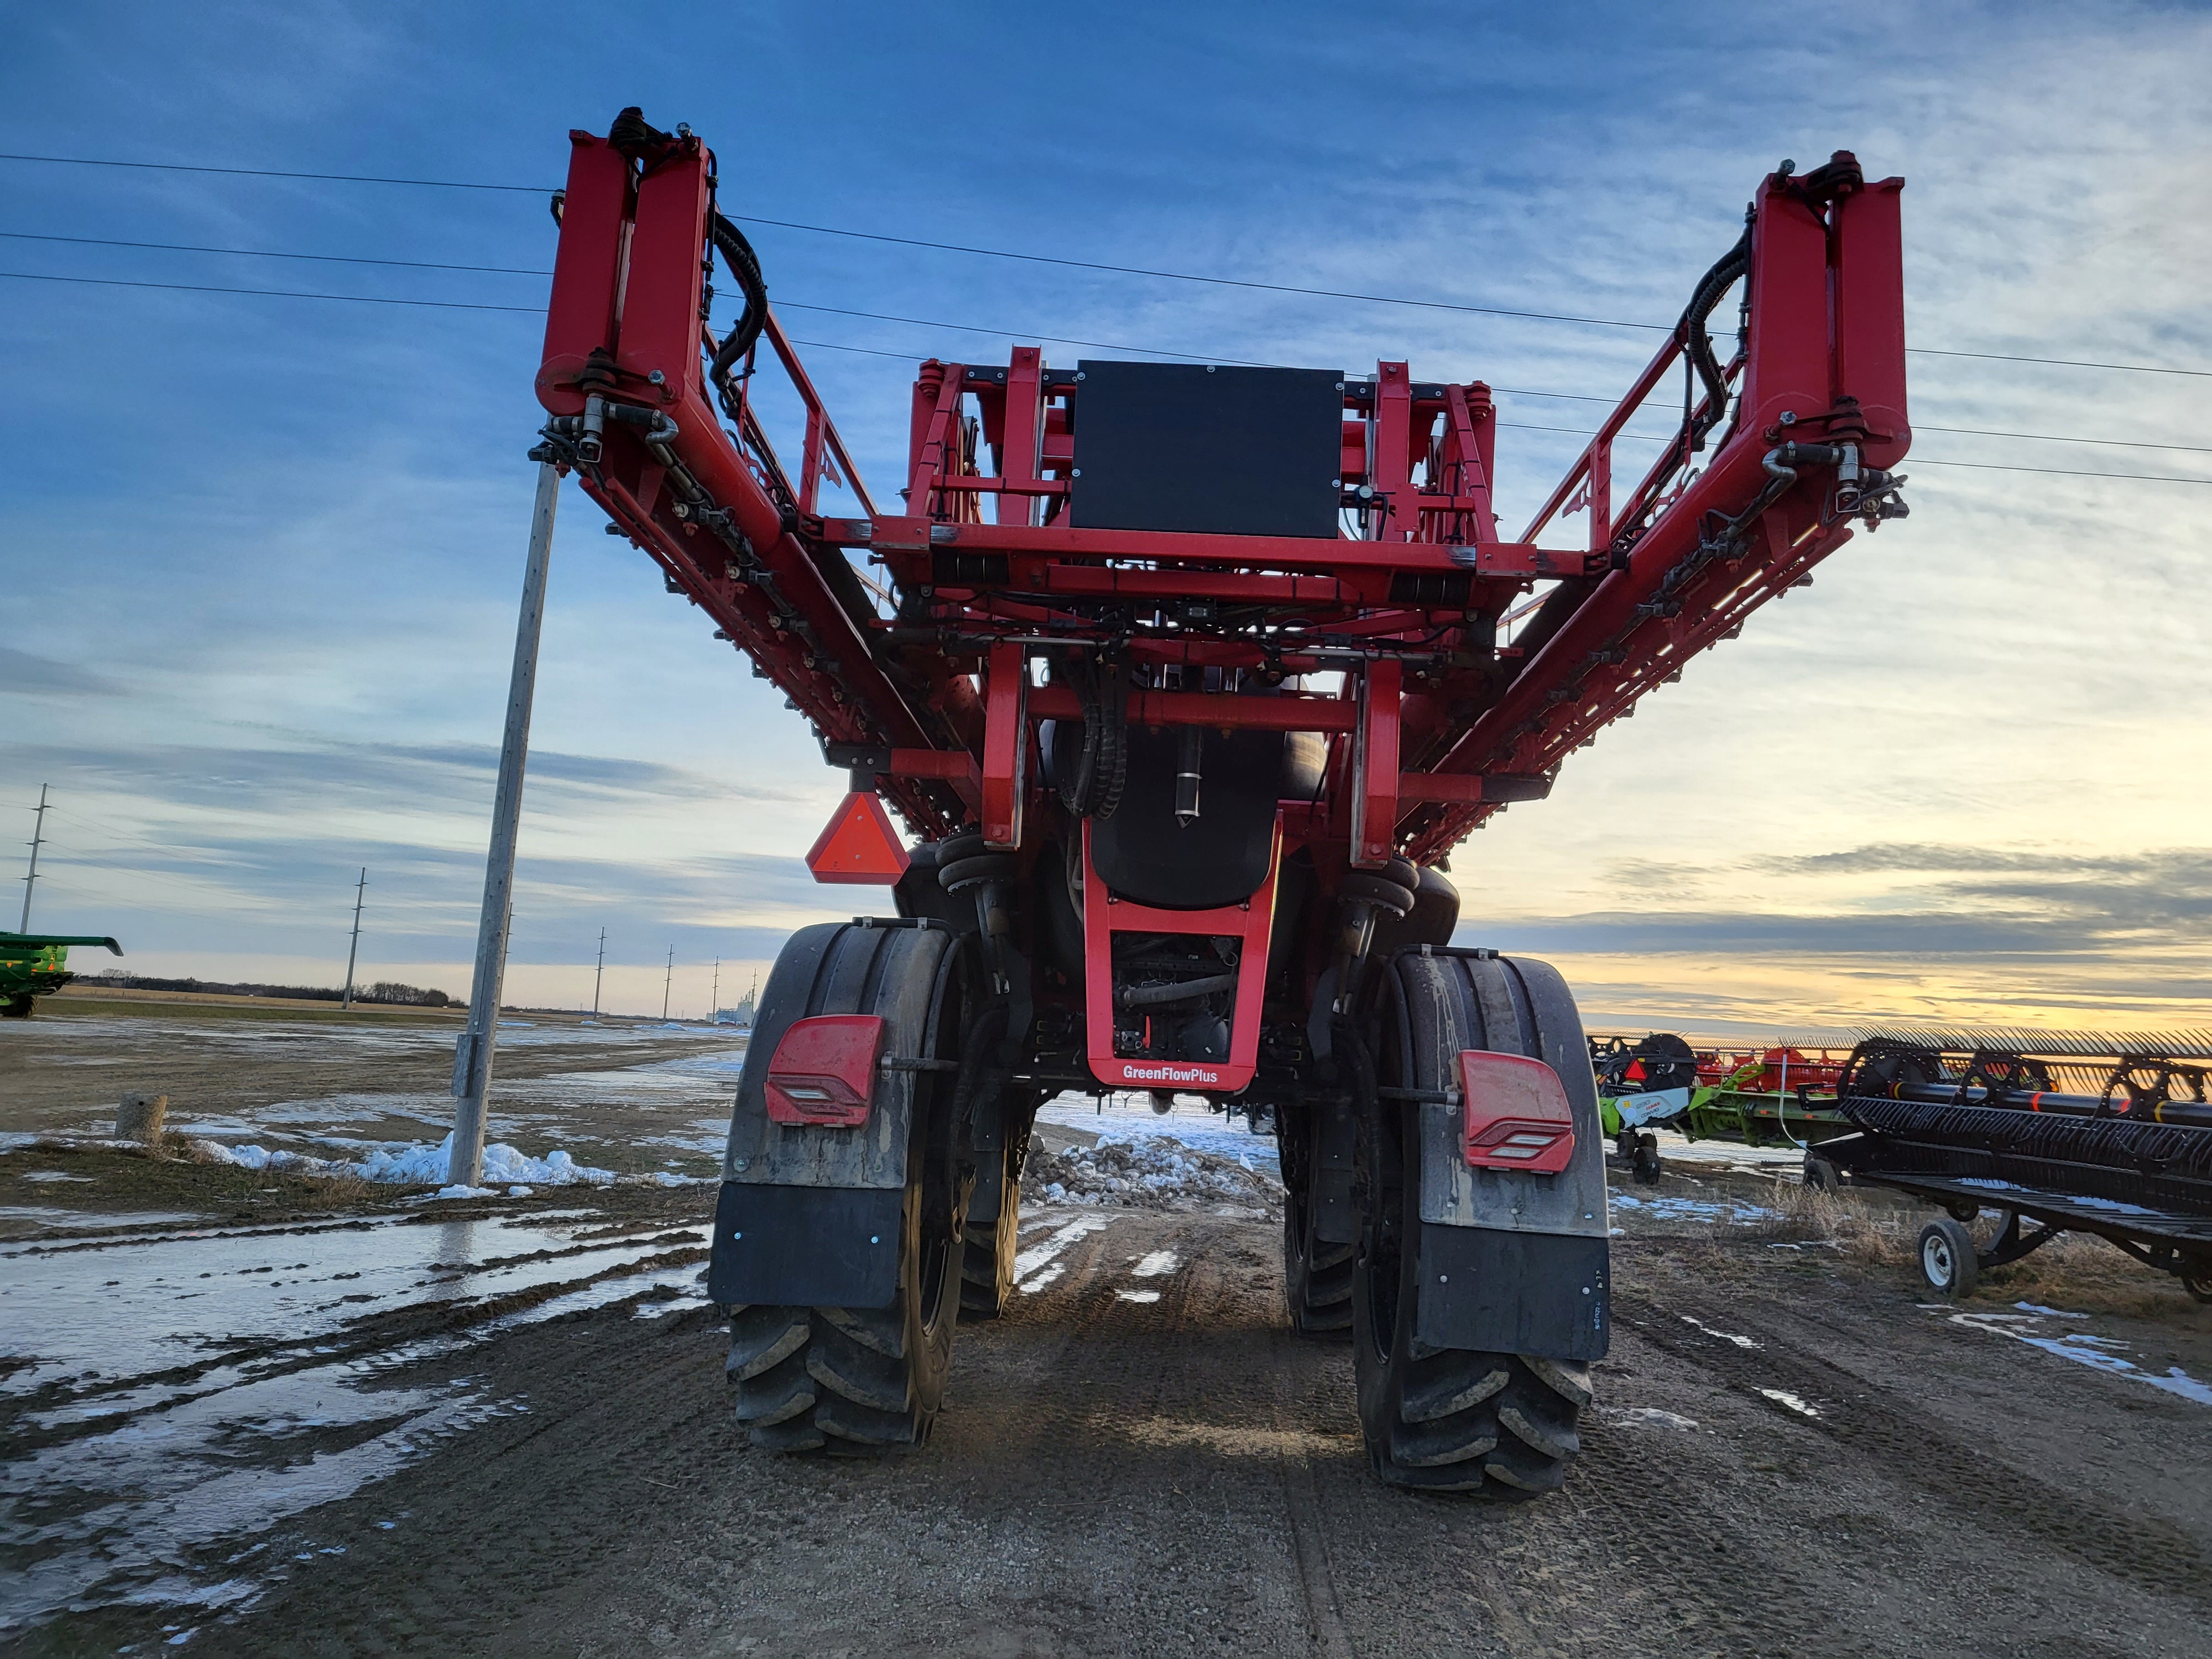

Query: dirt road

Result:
[12,1206,2206,1657]
[8,1006,2212,1656]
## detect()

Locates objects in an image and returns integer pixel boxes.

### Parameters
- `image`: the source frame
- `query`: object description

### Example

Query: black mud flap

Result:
[1412,1222,1610,1361]
[708,1180,906,1310]
[1313,1091,1359,1246]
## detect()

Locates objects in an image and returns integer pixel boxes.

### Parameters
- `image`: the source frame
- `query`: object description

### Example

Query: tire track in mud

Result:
[56,1214,2212,1656]
[290,1308,737,1656]
[959,1208,1328,1651]
[1269,1353,1357,1659]
[1618,1287,2212,1617]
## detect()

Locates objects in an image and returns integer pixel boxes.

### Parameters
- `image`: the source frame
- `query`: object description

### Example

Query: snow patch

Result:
[1011,1214,1113,1291]
[1759,1389,1821,1418]
[192,1132,618,1188]
[1022,1137,1280,1212]
[1947,1308,2212,1406]
[1679,1313,1759,1349]
[1611,1192,1778,1226]
[1608,1407,1699,1431]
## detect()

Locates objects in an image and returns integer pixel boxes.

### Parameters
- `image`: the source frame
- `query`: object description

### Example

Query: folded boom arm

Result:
[533,128,1908,867]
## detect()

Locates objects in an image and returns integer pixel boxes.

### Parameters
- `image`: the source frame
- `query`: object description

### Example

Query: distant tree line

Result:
[81,971,457,1008]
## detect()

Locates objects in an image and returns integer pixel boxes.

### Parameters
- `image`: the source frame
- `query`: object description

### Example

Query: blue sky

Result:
[2,1,2206,1027]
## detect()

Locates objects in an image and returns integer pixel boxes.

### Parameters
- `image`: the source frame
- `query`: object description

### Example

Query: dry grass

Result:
[170,1136,383,1203]
[1738,1176,2210,1321]
[3,1138,389,1214]
[1740,1181,1913,1269]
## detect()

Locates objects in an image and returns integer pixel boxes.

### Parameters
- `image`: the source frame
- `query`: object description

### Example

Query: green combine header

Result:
[0,933,123,1018]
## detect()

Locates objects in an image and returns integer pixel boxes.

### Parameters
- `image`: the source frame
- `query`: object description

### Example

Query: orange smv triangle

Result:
[806,791,912,885]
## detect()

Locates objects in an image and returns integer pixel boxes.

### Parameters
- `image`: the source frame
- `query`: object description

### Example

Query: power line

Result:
[732,213,1659,333]
[0,269,1175,364]
[776,299,1264,364]
[4,149,2206,380]
[0,227,549,278]
[1903,457,2212,486]
[786,337,935,363]
[9,254,2205,458]
[1915,422,2212,455]
[4,268,2205,484]
[0,149,546,194]
[1496,419,2210,483]
[0,269,542,313]
[1910,346,2209,379]
[40,808,206,860]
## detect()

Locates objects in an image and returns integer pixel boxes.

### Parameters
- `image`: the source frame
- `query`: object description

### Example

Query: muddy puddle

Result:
[0,1203,713,1633]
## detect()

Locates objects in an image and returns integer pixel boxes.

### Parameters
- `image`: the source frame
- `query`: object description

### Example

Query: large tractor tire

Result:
[1351,952,1601,1496]
[959,1139,1022,1319]
[1281,1106,1354,1338]
[724,922,972,1451]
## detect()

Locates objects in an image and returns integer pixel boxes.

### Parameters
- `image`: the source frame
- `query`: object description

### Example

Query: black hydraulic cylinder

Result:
[1174,726,1203,826]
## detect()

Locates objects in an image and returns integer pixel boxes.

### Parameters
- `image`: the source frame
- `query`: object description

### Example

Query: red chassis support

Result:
[533,127,1908,1094]
[1079,819,1282,1094]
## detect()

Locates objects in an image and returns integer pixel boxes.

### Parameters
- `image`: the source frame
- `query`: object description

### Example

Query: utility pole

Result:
[712,957,720,1023]
[19,784,49,932]
[449,461,560,1188]
[592,927,606,1016]
[341,868,367,1010]
[662,947,674,1021]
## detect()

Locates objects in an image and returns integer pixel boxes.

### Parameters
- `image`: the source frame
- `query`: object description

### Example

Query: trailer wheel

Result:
[1632,1133,1663,1185]
[1351,955,1597,1497]
[1,996,34,1019]
[727,923,971,1450]
[1918,1218,1979,1298]
[1805,1155,1843,1192]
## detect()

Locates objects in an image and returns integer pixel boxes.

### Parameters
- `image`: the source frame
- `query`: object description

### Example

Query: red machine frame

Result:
[534,126,1908,1095]
[1079,817,1281,1093]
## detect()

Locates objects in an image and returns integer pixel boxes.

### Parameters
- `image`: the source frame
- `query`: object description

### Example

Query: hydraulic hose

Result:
[1676,223,1751,455]
[1117,973,1238,1011]
[709,213,769,418]
[601,108,768,424]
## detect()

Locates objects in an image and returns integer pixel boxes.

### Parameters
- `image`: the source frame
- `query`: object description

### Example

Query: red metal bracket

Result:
[980,641,1029,849]
[1029,685,1354,735]
[886,748,983,810]
[1350,660,1402,868]
[1079,818,1281,1094]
